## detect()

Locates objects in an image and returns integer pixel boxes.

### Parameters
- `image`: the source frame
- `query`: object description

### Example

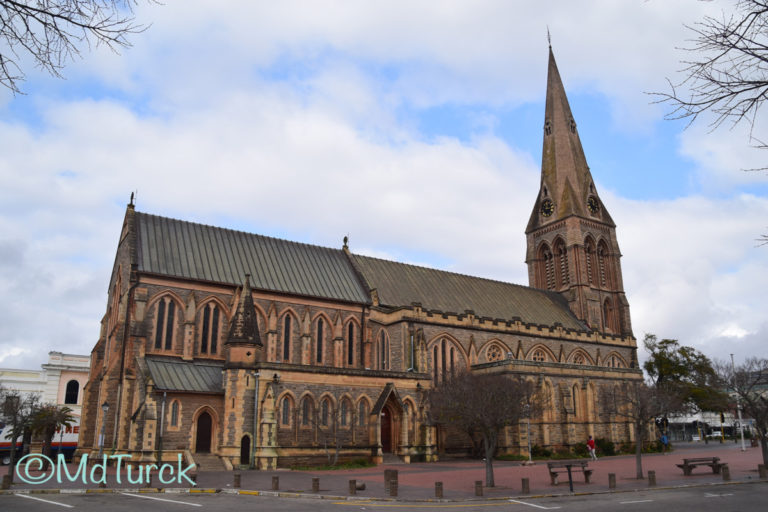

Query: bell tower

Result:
[525,46,632,336]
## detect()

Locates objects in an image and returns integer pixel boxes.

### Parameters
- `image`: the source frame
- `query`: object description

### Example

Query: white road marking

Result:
[619,500,654,504]
[704,493,733,497]
[508,499,561,510]
[120,492,203,506]
[16,494,74,508]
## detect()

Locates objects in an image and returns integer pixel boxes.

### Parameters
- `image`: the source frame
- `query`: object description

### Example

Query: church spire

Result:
[526,46,613,233]
[525,46,632,338]
[226,274,262,347]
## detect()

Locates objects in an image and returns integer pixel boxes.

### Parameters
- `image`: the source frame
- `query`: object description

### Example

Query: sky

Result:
[0,1,766,372]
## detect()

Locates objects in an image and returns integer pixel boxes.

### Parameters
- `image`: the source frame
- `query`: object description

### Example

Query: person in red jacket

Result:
[587,435,598,461]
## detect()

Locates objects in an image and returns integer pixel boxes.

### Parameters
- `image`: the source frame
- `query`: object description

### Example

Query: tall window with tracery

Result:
[347,322,355,366]
[554,239,569,288]
[584,237,595,286]
[301,396,312,426]
[154,296,176,350]
[280,397,292,427]
[200,303,221,354]
[316,317,324,364]
[597,241,610,288]
[358,400,368,427]
[539,244,555,290]
[282,314,292,362]
[532,349,546,362]
[378,330,389,370]
[320,399,330,426]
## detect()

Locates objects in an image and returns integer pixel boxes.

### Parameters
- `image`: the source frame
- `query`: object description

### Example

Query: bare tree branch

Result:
[0,1,149,93]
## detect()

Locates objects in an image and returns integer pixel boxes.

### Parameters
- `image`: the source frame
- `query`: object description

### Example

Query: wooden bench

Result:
[676,457,723,476]
[546,460,592,485]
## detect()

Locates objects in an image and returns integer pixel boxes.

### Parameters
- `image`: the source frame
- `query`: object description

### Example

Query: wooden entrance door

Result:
[381,407,392,453]
[196,412,212,453]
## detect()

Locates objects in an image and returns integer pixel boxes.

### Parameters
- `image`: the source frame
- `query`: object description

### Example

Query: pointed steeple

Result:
[526,46,613,233]
[226,274,262,346]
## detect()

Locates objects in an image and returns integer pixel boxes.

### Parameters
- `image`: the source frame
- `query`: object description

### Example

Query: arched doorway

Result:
[381,407,393,453]
[196,412,212,453]
[240,435,250,465]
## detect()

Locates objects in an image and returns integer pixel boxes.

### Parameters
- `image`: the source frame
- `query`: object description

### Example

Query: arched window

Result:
[597,241,611,288]
[154,296,176,350]
[573,353,586,365]
[584,237,596,286]
[358,399,368,427]
[531,349,547,362]
[346,322,355,366]
[316,317,324,364]
[282,314,292,362]
[321,399,330,427]
[170,400,180,427]
[280,396,292,427]
[572,384,581,419]
[378,330,389,370]
[538,243,555,290]
[301,396,312,426]
[200,303,221,354]
[486,344,503,362]
[554,238,569,288]
[64,380,79,404]
[340,399,350,427]
[432,338,463,383]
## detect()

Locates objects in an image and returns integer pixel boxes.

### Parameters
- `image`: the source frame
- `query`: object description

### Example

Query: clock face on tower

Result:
[587,196,600,214]
[540,199,554,217]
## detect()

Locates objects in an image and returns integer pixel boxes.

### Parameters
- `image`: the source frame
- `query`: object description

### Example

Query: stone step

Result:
[193,453,226,471]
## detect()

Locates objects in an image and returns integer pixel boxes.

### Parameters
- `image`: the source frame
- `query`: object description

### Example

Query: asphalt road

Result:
[0,482,765,512]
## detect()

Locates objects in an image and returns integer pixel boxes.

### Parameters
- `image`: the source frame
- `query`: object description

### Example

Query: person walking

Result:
[587,435,598,461]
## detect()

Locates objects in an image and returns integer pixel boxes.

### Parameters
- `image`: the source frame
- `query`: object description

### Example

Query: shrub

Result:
[595,438,615,456]
[495,453,529,462]
[531,444,551,458]
[550,447,578,459]
[572,442,588,457]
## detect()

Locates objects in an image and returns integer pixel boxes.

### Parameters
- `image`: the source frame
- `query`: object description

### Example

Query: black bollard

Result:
[475,480,483,496]
[312,477,320,492]
[348,479,356,495]
[648,470,656,487]
[608,473,616,489]
[521,477,530,494]
[233,471,241,489]
[435,481,443,498]
[272,475,279,490]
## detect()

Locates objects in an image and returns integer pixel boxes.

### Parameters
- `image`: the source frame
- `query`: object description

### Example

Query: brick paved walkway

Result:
[2,441,766,500]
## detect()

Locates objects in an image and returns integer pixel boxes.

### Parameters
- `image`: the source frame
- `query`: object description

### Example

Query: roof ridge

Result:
[135,210,345,255]
[352,252,550,294]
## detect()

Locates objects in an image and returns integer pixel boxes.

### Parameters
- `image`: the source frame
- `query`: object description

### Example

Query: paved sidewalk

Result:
[1,441,766,500]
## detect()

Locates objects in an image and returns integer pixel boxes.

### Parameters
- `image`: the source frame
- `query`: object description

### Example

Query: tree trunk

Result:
[483,431,497,487]
[635,418,644,479]
[760,435,768,467]
[7,427,18,485]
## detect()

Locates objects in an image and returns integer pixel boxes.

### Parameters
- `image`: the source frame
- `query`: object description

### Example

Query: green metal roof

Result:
[352,254,586,330]
[145,357,223,393]
[135,212,370,304]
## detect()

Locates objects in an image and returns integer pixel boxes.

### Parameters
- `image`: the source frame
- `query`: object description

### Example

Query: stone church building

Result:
[77,48,643,469]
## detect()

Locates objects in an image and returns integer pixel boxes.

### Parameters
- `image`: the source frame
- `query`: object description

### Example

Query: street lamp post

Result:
[730,354,746,452]
[98,401,109,459]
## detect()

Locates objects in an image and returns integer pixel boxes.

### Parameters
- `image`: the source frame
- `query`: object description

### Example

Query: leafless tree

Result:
[714,357,768,465]
[0,1,148,93]
[654,0,768,166]
[427,371,542,487]
[600,381,682,479]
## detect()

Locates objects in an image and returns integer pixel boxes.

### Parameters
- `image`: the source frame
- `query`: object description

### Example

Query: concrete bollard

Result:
[389,479,398,497]
[648,470,656,487]
[349,479,357,495]
[272,476,279,490]
[721,464,730,481]
[384,469,398,496]
[233,471,241,489]
[521,477,530,494]
[758,464,767,479]
[435,481,443,498]
[475,480,483,496]
[608,473,616,489]
[312,477,320,492]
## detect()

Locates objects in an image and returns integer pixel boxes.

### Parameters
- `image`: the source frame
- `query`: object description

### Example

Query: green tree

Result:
[427,371,541,487]
[31,404,75,467]
[0,387,41,485]
[643,334,729,412]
